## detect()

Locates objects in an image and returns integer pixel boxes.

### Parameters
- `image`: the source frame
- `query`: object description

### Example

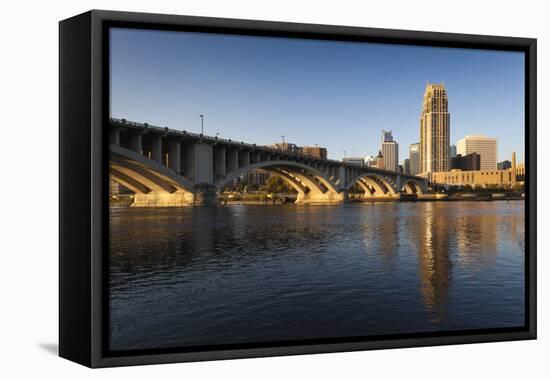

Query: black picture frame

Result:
[59,9,537,368]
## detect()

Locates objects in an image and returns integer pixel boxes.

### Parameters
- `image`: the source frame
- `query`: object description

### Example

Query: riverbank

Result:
[110,192,524,207]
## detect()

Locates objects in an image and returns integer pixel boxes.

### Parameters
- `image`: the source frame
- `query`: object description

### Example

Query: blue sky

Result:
[110,28,525,163]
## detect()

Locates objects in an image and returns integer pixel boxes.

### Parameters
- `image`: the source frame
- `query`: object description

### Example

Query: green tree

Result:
[264,176,295,194]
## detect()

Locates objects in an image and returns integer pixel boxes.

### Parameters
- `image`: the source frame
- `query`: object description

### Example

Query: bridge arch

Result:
[346,173,398,197]
[401,179,424,195]
[110,144,196,206]
[217,160,344,204]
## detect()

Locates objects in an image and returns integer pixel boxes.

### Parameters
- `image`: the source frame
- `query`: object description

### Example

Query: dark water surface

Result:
[109,201,525,351]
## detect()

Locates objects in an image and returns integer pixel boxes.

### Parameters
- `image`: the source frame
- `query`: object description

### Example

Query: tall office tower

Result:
[404,158,411,175]
[457,135,497,170]
[409,143,420,176]
[420,83,450,174]
[382,130,394,143]
[450,145,457,159]
[381,130,399,172]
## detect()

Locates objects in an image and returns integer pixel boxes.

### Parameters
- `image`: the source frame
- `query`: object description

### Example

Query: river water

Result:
[109,201,525,351]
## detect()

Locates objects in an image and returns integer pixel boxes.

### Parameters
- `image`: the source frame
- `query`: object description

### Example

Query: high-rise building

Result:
[381,130,399,172]
[382,130,394,143]
[404,158,411,175]
[457,135,497,170]
[420,83,450,174]
[450,145,457,158]
[409,143,420,176]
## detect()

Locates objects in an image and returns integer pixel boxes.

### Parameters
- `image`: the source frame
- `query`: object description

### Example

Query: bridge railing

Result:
[109,118,425,181]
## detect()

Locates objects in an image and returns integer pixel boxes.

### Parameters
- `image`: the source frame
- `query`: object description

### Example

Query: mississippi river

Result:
[109,201,525,351]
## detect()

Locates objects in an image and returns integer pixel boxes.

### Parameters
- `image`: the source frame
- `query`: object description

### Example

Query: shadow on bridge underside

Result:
[110,145,197,207]
[402,180,424,195]
[215,161,346,204]
[346,173,398,198]
[347,174,425,197]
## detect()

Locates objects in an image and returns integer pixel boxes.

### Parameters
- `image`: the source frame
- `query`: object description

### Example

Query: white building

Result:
[457,135,497,170]
[343,157,365,166]
[381,141,398,172]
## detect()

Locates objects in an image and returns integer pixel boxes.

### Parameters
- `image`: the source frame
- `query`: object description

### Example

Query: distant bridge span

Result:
[109,118,428,206]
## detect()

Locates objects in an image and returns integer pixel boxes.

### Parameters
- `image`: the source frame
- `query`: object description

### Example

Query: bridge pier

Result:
[133,192,195,207]
[295,190,348,205]
[193,185,218,206]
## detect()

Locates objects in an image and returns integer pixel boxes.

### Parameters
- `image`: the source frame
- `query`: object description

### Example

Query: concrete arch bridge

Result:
[109,118,428,207]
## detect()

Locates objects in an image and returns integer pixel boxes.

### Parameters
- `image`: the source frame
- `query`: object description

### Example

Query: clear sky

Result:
[110,28,525,163]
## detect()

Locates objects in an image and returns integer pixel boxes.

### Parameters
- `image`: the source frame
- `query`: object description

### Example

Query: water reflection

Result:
[109,201,525,351]
[414,202,452,323]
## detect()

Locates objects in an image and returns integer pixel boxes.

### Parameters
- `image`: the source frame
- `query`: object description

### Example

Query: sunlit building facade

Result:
[420,83,450,174]
[431,152,520,188]
[457,135,497,171]
[300,145,328,160]
[381,130,399,172]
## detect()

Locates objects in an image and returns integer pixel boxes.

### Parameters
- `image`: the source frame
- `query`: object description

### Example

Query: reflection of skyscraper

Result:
[409,143,420,176]
[420,83,450,174]
[415,203,453,323]
[456,206,498,269]
[381,130,399,172]
[361,205,399,265]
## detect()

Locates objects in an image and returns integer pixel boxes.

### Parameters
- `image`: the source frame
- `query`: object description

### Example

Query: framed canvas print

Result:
[59,10,536,368]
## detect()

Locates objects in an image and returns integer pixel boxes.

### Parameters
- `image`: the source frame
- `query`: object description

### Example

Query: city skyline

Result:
[110,28,525,163]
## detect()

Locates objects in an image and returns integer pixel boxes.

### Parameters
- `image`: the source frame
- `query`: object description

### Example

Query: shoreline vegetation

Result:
[109,190,524,207]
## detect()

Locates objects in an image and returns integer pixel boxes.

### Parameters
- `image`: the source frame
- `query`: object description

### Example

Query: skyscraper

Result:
[457,135,497,170]
[450,145,457,159]
[382,130,394,143]
[404,158,411,175]
[409,143,420,176]
[381,130,399,172]
[420,83,450,174]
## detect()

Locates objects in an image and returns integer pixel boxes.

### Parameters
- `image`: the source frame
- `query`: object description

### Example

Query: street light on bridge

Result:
[200,114,204,135]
